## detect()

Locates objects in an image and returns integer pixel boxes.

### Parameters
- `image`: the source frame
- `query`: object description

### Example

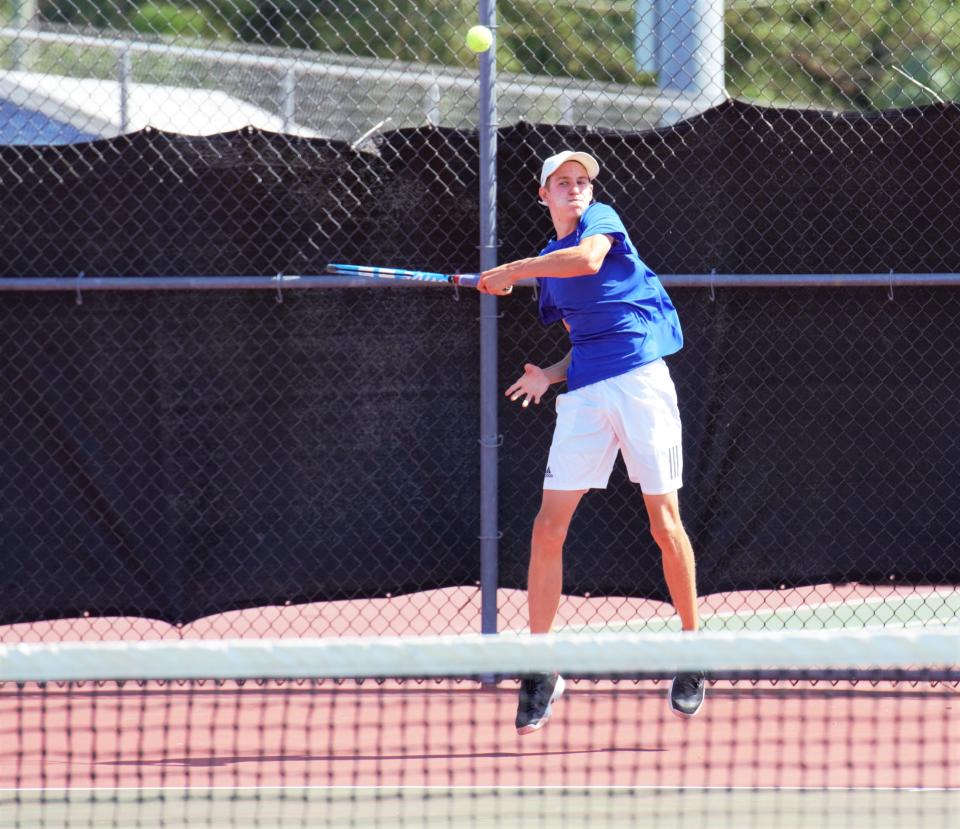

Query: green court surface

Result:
[569,590,960,634]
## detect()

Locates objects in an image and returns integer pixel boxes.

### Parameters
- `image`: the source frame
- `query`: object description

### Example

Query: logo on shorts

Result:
[545,465,553,478]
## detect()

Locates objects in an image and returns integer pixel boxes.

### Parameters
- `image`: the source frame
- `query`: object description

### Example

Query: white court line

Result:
[3,785,956,793]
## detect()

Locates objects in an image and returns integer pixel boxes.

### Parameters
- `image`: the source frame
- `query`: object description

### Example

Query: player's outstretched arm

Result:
[478,235,613,295]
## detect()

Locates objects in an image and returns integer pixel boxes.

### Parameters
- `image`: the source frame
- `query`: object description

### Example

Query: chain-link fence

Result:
[1,1,958,641]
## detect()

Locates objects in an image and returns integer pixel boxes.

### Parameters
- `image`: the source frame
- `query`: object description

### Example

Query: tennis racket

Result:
[326,263,482,289]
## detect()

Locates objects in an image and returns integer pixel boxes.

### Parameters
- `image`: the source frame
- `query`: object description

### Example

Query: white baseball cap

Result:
[539,151,600,187]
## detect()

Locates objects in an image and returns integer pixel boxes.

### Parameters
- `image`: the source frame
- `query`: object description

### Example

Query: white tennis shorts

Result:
[544,358,683,494]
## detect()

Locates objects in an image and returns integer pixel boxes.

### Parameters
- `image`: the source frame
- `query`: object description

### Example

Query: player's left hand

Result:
[506,364,549,408]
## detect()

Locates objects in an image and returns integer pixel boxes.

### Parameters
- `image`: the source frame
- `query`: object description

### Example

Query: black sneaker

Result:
[515,672,565,735]
[669,671,705,718]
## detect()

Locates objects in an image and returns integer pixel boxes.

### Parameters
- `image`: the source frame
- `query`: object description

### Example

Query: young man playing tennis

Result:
[478,150,704,734]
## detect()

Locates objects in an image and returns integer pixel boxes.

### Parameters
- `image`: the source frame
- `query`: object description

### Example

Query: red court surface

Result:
[3,680,956,790]
[2,674,957,827]
[2,583,955,641]
[1,586,956,825]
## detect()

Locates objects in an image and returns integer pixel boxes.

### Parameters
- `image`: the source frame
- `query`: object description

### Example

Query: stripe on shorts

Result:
[669,445,680,479]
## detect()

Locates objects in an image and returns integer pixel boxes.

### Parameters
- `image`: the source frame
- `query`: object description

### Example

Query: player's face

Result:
[539,161,593,220]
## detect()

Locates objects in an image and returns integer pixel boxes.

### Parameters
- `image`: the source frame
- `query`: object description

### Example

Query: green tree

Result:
[33,0,960,109]
[130,2,220,37]
[726,0,960,109]
[39,0,127,28]
[498,0,645,84]
[306,0,472,62]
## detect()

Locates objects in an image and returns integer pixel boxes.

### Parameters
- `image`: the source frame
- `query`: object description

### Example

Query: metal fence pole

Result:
[633,0,658,74]
[478,0,499,636]
[281,66,296,133]
[657,0,726,124]
[118,47,132,133]
[9,0,38,70]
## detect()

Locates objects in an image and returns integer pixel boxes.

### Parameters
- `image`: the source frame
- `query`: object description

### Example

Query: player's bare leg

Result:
[528,488,586,634]
[516,488,585,734]
[643,490,698,631]
[643,490,705,717]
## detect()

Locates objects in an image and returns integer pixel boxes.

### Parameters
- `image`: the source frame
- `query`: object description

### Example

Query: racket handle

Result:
[452,274,481,288]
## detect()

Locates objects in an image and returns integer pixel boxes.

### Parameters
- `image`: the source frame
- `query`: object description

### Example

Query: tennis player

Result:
[478,150,704,734]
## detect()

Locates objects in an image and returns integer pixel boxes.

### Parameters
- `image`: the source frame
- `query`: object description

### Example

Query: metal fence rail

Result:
[0,24,683,137]
[2,274,960,292]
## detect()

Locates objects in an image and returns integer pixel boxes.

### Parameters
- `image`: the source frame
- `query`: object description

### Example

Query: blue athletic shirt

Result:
[537,202,683,392]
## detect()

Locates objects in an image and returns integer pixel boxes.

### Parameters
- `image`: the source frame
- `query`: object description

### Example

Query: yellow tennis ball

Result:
[466,25,493,54]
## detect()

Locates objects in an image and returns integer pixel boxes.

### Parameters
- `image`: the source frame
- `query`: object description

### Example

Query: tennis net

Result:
[1,627,957,828]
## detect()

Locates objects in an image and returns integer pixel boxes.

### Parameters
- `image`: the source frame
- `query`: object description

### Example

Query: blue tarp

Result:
[0,99,97,145]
